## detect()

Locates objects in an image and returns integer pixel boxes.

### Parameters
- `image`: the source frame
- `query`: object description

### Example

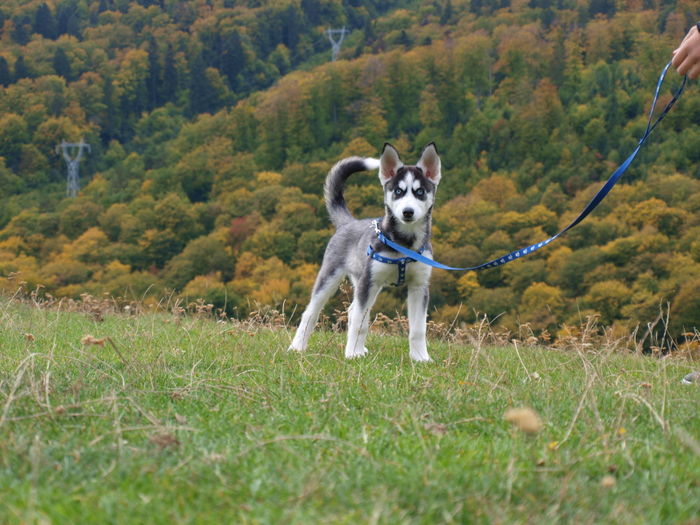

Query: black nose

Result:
[403,208,414,219]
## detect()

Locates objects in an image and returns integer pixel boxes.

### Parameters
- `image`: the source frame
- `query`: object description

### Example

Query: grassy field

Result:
[1,297,700,524]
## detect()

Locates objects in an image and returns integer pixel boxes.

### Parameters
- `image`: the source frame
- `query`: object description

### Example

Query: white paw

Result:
[410,352,432,362]
[288,344,305,353]
[346,346,369,359]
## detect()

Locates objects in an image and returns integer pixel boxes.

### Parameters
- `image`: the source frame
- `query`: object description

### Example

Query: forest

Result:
[1,0,700,339]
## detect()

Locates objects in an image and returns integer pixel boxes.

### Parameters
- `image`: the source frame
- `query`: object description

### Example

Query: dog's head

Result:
[378,142,441,225]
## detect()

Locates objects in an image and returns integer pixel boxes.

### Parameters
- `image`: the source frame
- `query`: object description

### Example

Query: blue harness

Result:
[367,229,425,286]
[369,62,686,276]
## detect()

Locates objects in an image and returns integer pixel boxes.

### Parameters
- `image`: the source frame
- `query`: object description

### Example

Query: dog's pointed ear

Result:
[417,142,441,185]
[379,143,403,186]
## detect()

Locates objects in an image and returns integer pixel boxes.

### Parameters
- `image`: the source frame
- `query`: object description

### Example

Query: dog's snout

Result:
[403,208,414,219]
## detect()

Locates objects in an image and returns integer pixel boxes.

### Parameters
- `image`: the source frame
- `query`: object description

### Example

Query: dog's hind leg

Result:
[289,267,345,352]
[407,284,431,362]
[345,277,382,359]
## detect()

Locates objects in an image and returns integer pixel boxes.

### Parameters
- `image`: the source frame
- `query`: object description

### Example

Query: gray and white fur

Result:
[289,142,442,361]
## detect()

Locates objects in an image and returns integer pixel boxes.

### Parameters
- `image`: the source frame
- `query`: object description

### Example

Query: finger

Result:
[689,61,700,81]
[673,48,688,69]
[680,26,695,46]
[677,55,692,76]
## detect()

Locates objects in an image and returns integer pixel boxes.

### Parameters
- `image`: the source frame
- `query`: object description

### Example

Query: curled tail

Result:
[324,156,380,229]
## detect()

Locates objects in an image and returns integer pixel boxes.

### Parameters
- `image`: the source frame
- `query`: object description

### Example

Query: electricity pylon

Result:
[56,139,91,198]
[326,27,349,62]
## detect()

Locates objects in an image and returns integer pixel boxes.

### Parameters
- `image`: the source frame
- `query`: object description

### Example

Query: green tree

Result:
[440,0,453,25]
[34,3,57,40]
[162,43,179,103]
[189,53,215,116]
[13,56,30,80]
[671,278,700,332]
[0,114,29,167]
[53,48,72,80]
[59,200,103,240]
[222,31,246,90]
[0,158,22,198]
[147,37,161,110]
[154,194,202,241]
[0,57,11,87]
[519,281,565,331]
[12,17,32,46]
[163,235,234,290]
[583,280,630,325]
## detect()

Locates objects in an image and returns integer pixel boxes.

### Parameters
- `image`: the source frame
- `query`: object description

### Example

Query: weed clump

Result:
[504,408,542,435]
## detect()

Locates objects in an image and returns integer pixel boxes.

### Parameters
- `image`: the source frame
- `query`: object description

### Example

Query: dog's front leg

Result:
[407,284,431,362]
[345,278,381,359]
[290,268,345,352]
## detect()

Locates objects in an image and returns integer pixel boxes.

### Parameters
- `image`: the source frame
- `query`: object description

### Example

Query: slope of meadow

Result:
[1,296,699,522]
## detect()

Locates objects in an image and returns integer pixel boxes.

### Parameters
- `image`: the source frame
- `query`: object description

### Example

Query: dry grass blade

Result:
[557,374,595,448]
[0,355,33,431]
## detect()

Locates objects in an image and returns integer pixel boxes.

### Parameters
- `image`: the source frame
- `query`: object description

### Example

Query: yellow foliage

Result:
[0,253,38,276]
[340,137,377,159]
[38,253,90,288]
[209,226,233,248]
[546,246,573,275]
[0,236,28,256]
[34,116,87,154]
[521,282,564,313]
[183,273,226,299]
[583,280,631,325]
[419,86,441,130]
[219,187,255,211]
[585,17,614,64]
[250,278,290,307]
[229,278,257,298]
[457,271,480,299]
[295,263,320,290]
[0,254,41,292]
[113,49,149,101]
[252,256,293,283]
[234,252,262,280]
[255,171,283,187]
[95,260,132,281]
[63,227,109,264]
[357,99,388,149]
[344,185,383,217]
[81,174,109,201]
[473,175,517,209]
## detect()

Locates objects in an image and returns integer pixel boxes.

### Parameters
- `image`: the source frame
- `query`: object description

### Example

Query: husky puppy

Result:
[289,142,441,361]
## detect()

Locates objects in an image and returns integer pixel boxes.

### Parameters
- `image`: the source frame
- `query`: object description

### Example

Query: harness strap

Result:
[367,243,426,286]
[371,62,687,273]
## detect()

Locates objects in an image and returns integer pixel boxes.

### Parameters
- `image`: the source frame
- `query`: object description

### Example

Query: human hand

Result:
[673,25,700,80]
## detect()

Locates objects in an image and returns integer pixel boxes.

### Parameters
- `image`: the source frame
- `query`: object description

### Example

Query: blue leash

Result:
[372,62,687,274]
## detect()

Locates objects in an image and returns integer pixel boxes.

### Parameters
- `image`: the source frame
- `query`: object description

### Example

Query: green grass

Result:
[1,300,700,524]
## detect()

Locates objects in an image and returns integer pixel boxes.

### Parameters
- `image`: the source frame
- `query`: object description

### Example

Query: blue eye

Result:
[394,188,403,195]
[416,188,424,196]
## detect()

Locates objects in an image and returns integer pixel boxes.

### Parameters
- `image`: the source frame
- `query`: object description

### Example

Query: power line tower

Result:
[326,27,349,62]
[56,139,91,198]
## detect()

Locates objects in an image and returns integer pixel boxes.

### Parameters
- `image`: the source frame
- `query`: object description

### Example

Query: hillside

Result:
[1,303,699,522]
[1,0,700,340]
